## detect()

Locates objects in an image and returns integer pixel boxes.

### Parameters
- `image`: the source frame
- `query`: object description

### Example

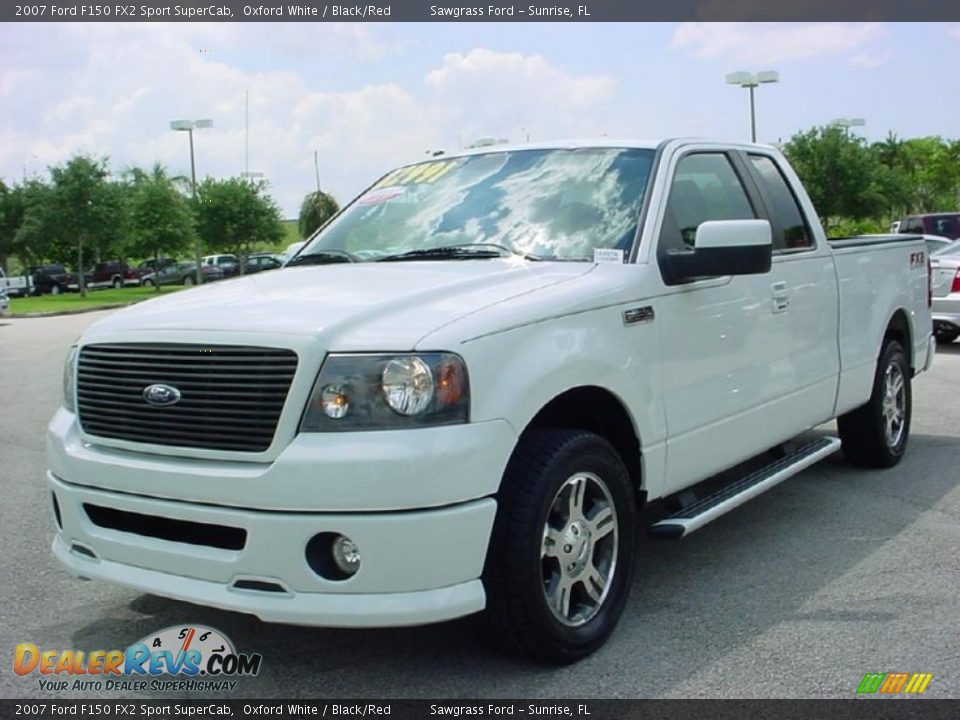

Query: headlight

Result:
[301,353,469,432]
[62,346,78,412]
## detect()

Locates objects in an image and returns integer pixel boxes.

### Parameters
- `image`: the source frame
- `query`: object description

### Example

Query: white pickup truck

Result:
[48,139,933,663]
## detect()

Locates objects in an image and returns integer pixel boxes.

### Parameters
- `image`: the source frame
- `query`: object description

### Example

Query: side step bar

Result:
[649,436,841,539]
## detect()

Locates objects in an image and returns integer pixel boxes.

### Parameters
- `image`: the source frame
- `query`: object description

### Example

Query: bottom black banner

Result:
[3,700,959,720]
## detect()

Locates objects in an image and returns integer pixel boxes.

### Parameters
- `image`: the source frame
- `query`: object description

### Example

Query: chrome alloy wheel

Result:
[882,362,906,448]
[540,472,619,627]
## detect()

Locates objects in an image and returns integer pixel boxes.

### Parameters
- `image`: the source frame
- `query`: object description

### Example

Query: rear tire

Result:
[935,329,958,344]
[143,279,154,287]
[482,430,636,664]
[838,340,911,468]
[184,276,195,286]
[50,284,62,296]
[112,277,123,289]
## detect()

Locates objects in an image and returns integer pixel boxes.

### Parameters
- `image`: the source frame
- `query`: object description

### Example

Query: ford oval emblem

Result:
[143,383,182,407]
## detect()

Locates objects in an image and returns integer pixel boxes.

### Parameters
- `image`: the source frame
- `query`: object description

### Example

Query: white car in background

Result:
[0,269,9,316]
[929,240,960,342]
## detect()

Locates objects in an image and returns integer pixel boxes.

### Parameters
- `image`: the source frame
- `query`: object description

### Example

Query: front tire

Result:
[483,430,636,664]
[935,329,958,344]
[50,284,62,296]
[838,339,911,468]
[112,277,123,289]
[184,275,195,286]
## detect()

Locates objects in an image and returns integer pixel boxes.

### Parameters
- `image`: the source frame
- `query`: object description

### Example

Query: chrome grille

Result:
[76,343,298,452]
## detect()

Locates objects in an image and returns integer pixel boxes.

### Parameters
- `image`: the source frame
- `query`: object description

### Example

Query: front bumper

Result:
[49,473,496,627]
[47,409,517,626]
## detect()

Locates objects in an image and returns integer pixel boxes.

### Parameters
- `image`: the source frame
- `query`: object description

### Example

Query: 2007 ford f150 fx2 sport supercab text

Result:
[48,140,934,663]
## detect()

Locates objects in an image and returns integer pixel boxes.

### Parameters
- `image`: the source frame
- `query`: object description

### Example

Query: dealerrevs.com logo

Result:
[15,625,262,693]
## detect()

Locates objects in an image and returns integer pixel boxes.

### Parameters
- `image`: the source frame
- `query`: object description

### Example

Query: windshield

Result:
[298,147,654,262]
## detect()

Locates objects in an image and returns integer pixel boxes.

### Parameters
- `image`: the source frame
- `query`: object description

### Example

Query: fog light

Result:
[305,532,361,581]
[332,535,361,576]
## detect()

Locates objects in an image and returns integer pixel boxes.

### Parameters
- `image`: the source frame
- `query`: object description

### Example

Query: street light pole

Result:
[726,71,779,143]
[831,117,866,131]
[170,118,213,285]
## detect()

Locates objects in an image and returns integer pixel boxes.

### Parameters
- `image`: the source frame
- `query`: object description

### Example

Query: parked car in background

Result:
[898,212,960,240]
[242,253,284,275]
[202,254,239,279]
[141,260,189,287]
[181,262,226,285]
[929,240,960,343]
[86,260,141,290]
[2,264,80,296]
[1,267,29,297]
[29,264,77,295]
[141,260,224,287]
[0,270,9,316]
[136,258,178,277]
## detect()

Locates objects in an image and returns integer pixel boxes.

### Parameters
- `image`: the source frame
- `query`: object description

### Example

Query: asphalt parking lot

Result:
[1,310,958,699]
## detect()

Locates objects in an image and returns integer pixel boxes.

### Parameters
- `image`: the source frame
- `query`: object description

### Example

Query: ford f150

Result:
[47,139,934,663]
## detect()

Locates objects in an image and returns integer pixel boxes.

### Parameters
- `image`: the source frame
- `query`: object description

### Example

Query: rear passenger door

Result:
[742,152,839,433]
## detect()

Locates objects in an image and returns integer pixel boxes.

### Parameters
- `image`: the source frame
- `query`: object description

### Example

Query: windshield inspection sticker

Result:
[593,248,624,264]
[356,186,406,207]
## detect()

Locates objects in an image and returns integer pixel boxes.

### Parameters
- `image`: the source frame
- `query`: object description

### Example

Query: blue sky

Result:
[1,22,958,217]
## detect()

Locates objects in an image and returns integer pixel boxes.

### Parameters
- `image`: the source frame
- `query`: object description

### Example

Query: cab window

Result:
[748,155,814,252]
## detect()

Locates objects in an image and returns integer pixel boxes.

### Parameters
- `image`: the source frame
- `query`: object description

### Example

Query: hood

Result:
[85,260,594,349]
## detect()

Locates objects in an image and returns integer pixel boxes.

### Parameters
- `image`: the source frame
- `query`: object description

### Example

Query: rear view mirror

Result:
[667,219,772,282]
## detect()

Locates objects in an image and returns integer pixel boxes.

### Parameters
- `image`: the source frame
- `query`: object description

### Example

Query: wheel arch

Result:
[519,385,644,504]
[883,308,913,370]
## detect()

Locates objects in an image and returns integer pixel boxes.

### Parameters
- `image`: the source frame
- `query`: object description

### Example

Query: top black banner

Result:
[3,0,960,22]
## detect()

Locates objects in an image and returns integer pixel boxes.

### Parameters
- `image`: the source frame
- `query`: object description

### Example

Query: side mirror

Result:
[666,219,772,283]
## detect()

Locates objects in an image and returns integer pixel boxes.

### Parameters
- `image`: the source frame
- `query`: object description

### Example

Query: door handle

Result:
[771,281,789,313]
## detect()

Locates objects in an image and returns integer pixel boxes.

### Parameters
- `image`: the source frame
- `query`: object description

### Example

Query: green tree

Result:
[126,165,196,291]
[782,126,888,230]
[195,177,284,274]
[298,190,339,239]
[46,156,128,295]
[0,178,57,272]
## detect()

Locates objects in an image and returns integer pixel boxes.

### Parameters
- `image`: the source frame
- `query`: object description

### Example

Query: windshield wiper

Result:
[377,243,541,262]
[286,250,359,266]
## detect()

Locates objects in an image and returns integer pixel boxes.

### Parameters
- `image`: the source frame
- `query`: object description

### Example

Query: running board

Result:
[649,436,841,539]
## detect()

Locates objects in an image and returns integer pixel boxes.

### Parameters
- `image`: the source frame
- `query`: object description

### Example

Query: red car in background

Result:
[898,213,960,240]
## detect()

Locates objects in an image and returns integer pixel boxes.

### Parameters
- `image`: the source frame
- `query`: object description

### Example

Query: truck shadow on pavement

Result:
[67,431,960,698]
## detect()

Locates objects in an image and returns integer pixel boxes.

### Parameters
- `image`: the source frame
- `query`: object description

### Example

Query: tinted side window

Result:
[901,218,922,234]
[659,153,756,253]
[748,155,813,251]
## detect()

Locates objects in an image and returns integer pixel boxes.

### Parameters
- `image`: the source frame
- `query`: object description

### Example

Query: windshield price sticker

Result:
[372,160,460,189]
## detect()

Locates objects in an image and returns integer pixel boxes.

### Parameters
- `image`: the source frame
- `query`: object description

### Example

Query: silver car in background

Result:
[930,240,960,343]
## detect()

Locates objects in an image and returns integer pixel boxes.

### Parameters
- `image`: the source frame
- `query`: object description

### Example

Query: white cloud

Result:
[424,48,618,147]
[671,22,886,65]
[850,51,892,68]
[1,31,622,217]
